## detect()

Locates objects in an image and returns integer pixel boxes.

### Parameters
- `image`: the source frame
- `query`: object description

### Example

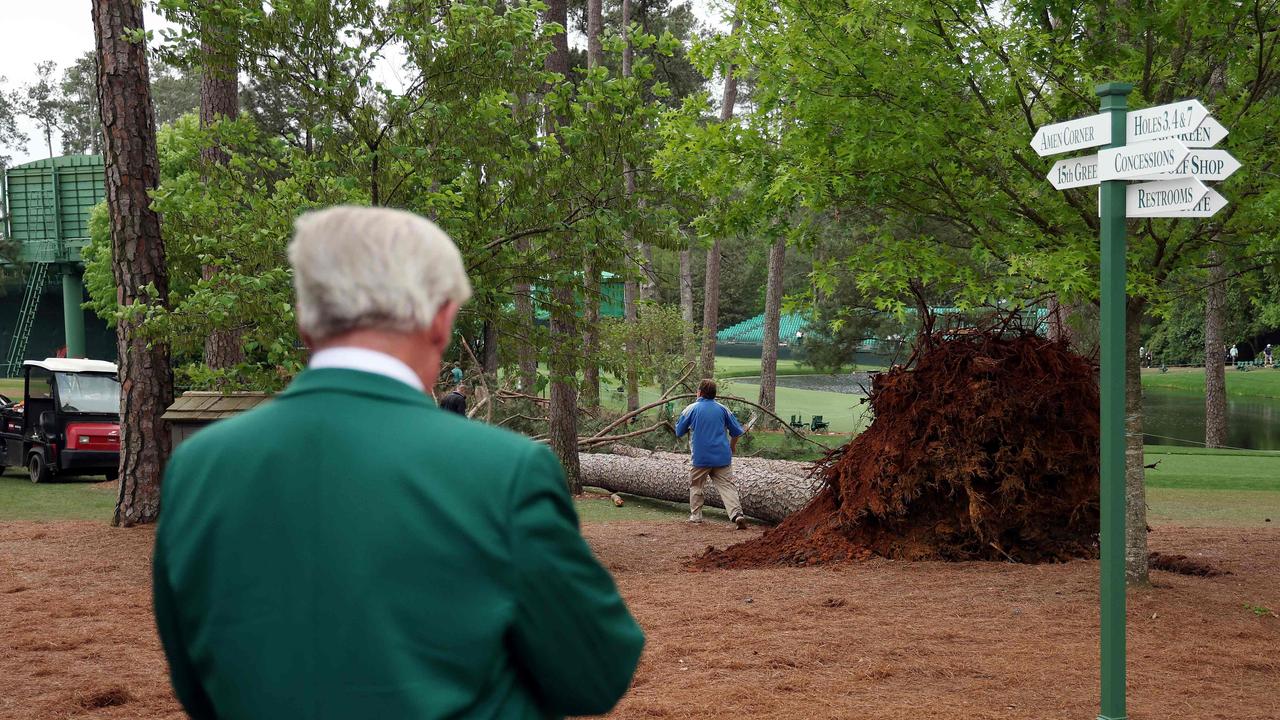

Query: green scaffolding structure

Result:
[0,155,104,375]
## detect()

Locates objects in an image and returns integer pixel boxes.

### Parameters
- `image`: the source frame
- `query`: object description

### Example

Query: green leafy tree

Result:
[18,61,61,158]
[671,0,1280,582]
[57,54,102,155]
[0,77,25,166]
[597,303,696,389]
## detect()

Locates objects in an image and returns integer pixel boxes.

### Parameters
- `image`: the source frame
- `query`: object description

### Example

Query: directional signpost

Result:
[1135,149,1240,181]
[1176,115,1228,148]
[1032,85,1239,720]
[1161,188,1229,218]
[1050,149,1239,190]
[1031,113,1111,157]
[1099,138,1190,180]
[1125,177,1209,216]
[1126,99,1209,143]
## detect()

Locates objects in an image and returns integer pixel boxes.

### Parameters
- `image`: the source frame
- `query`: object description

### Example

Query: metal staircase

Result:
[4,262,50,376]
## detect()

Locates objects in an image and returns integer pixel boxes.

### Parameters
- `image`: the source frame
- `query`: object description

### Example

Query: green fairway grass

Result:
[0,378,24,397]
[1146,488,1280,528]
[4,437,1276,529]
[1142,366,1280,398]
[598,376,871,435]
[0,470,117,522]
[1144,446,1280,527]
[0,468,716,525]
[575,489,735,523]
[1142,445,1280,491]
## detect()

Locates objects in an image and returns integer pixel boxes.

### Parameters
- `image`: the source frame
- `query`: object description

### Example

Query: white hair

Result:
[288,206,472,341]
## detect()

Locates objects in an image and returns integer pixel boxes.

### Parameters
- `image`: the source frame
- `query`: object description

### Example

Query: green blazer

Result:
[154,369,644,719]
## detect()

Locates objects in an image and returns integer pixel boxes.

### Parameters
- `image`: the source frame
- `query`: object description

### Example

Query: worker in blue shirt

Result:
[674,379,748,529]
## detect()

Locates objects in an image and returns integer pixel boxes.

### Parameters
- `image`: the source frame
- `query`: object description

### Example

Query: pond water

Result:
[733,373,873,395]
[735,374,1280,451]
[1143,387,1280,451]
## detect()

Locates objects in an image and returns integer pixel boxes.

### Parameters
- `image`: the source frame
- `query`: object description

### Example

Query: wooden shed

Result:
[162,391,273,448]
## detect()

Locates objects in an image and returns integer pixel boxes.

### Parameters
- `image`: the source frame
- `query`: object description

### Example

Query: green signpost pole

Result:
[1096,81,1132,720]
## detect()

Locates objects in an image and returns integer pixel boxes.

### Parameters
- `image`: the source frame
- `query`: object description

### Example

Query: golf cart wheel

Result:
[28,453,50,484]
[105,469,119,482]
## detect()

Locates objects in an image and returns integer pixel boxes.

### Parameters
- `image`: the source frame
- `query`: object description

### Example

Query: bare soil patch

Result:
[2,521,1277,719]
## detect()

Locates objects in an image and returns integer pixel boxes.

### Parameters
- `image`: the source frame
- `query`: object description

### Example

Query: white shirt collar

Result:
[309,347,425,392]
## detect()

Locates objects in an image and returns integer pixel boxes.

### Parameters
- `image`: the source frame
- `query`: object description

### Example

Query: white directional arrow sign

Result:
[1124,177,1209,216]
[1031,113,1111,157]
[1047,154,1101,189]
[1174,116,1228,148]
[1099,138,1190,181]
[1135,149,1241,181]
[1130,187,1229,218]
[1051,148,1240,189]
[1127,99,1209,143]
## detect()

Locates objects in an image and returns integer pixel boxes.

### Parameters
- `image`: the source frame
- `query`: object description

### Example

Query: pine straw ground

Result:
[2,520,1278,719]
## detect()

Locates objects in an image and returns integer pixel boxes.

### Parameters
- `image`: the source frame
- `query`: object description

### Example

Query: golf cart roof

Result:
[24,358,119,374]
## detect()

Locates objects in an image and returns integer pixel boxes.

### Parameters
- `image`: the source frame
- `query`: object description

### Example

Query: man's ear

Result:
[429,301,460,349]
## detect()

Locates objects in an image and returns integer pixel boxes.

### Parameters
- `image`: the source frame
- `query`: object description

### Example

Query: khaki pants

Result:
[689,465,743,521]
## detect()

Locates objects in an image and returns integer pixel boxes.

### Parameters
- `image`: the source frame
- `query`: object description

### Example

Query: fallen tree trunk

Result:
[604,444,814,478]
[579,450,821,524]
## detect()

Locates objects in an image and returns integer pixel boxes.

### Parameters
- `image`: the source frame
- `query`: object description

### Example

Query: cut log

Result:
[579,451,821,524]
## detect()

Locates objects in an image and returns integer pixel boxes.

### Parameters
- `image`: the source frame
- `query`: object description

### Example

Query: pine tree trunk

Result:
[698,17,741,380]
[582,263,601,408]
[623,278,640,412]
[543,0,581,492]
[548,285,581,492]
[1203,62,1229,449]
[587,0,603,67]
[199,12,244,370]
[578,3,603,410]
[758,238,785,425]
[94,0,174,527]
[620,0,633,75]
[618,0,640,412]
[1204,253,1228,450]
[639,245,656,302]
[482,317,499,377]
[514,240,538,392]
[1125,298,1149,584]
[699,239,721,379]
[680,247,695,359]
[580,450,818,523]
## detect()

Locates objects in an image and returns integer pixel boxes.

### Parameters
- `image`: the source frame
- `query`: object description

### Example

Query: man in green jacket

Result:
[153,206,644,719]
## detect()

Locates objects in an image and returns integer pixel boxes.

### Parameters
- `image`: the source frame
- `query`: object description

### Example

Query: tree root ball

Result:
[696,331,1100,568]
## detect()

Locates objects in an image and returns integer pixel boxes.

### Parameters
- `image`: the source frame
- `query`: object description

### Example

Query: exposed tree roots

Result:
[696,330,1101,568]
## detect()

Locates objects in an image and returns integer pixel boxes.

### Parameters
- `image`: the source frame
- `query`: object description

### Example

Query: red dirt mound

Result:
[697,330,1100,568]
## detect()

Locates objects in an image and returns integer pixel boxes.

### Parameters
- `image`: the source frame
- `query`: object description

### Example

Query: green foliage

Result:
[1243,604,1275,617]
[148,57,202,128]
[16,61,60,158]
[597,303,695,388]
[84,113,362,390]
[671,0,1280,334]
[56,54,101,155]
[1146,280,1262,365]
[82,201,114,319]
[0,77,28,165]
[81,0,682,389]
